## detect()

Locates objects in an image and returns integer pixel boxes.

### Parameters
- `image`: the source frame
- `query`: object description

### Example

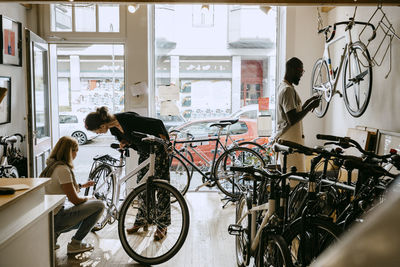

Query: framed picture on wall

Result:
[0,76,11,124]
[0,15,22,66]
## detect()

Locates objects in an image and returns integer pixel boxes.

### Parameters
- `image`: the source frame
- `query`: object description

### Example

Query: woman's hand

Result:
[81,180,95,188]
[120,139,130,149]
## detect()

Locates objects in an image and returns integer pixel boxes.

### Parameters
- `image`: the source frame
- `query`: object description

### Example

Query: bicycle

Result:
[311,18,376,118]
[84,131,190,265]
[170,119,266,199]
[0,134,23,178]
[228,162,297,267]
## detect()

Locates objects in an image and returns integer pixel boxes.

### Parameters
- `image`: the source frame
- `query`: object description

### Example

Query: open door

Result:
[26,30,52,177]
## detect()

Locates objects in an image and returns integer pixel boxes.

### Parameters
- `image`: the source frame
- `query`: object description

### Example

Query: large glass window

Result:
[56,44,124,115]
[50,4,120,33]
[154,4,277,129]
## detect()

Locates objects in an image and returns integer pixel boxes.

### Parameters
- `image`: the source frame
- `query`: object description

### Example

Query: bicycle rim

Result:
[258,232,293,267]
[118,180,190,265]
[169,155,191,197]
[236,195,251,267]
[284,217,341,266]
[215,147,265,198]
[343,41,372,117]
[85,164,114,231]
[311,58,331,118]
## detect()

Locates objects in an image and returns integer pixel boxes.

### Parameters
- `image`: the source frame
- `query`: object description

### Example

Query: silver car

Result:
[59,113,98,145]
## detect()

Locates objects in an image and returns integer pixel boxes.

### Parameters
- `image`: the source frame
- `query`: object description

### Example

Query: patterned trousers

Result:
[134,145,171,227]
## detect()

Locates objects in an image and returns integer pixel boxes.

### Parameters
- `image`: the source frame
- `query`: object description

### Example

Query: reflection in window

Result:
[34,46,50,139]
[75,4,96,32]
[51,4,72,32]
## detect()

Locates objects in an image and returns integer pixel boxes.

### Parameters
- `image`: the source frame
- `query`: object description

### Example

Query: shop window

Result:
[50,4,120,33]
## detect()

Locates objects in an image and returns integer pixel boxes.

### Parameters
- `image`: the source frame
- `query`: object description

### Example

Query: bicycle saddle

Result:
[1,136,17,144]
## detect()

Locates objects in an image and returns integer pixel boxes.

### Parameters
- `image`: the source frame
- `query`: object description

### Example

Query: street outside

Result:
[74,134,120,185]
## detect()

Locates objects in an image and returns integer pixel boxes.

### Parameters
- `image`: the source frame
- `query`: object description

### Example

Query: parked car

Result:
[172,118,265,166]
[158,114,187,130]
[59,113,98,145]
[230,104,259,119]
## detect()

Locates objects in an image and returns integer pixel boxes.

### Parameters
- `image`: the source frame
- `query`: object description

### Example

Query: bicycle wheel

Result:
[118,180,190,265]
[342,41,373,117]
[214,147,265,198]
[284,217,342,266]
[84,164,114,231]
[236,195,251,267]
[257,232,293,267]
[169,155,191,196]
[238,141,272,165]
[311,58,331,118]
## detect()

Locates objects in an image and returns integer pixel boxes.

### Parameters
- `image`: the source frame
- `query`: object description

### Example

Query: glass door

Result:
[26,30,51,177]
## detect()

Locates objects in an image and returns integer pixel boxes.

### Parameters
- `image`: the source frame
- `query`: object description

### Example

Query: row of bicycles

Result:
[82,117,400,266]
[0,133,25,178]
[227,134,400,267]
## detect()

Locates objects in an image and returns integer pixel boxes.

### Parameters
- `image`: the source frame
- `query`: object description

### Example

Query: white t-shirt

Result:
[45,164,77,195]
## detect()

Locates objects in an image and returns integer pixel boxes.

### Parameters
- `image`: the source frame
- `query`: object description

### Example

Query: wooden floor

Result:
[56,191,236,267]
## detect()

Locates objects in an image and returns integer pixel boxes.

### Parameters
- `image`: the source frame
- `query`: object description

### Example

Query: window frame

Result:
[41,4,127,42]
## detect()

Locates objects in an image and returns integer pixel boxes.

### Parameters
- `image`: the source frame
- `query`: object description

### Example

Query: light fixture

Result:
[260,5,271,15]
[128,4,139,14]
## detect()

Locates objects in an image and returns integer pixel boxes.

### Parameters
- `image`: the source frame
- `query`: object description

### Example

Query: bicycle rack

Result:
[358,4,399,78]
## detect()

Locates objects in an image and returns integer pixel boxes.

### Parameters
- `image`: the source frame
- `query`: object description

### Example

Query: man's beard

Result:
[293,76,301,85]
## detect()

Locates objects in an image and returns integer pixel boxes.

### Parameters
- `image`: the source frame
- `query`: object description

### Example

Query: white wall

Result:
[323,6,400,137]
[285,7,325,146]
[285,6,400,147]
[0,3,38,155]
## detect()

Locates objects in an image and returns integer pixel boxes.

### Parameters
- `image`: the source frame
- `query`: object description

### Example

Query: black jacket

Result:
[110,112,169,153]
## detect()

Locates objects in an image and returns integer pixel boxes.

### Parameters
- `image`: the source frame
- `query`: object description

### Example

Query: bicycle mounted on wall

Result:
[312,9,376,118]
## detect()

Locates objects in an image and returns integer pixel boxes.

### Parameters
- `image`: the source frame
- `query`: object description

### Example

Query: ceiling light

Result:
[128,4,139,14]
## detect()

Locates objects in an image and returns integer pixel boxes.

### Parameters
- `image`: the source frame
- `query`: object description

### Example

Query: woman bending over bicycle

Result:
[41,136,105,254]
[84,106,170,241]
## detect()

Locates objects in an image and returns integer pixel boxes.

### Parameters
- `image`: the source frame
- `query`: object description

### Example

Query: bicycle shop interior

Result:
[0,0,399,266]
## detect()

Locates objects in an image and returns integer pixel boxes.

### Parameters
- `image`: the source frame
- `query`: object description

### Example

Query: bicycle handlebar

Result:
[324,20,376,43]
[277,139,315,156]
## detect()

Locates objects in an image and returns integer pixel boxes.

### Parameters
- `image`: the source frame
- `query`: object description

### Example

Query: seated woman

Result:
[84,106,170,241]
[41,136,105,254]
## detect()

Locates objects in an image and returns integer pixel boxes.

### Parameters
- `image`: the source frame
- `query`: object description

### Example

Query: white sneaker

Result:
[67,241,94,254]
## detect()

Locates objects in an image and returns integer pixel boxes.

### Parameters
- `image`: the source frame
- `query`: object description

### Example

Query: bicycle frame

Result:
[173,137,227,181]
[236,196,275,253]
[91,149,156,218]
[318,27,351,99]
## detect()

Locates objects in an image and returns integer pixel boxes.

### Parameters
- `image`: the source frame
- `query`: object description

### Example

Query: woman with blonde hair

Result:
[41,136,104,254]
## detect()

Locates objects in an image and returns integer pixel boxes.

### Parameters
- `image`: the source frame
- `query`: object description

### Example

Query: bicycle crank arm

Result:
[194,181,212,191]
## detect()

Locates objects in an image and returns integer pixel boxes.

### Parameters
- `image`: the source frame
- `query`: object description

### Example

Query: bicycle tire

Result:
[236,195,251,267]
[311,58,331,118]
[238,141,272,165]
[284,216,342,266]
[257,232,294,267]
[342,41,372,117]
[118,180,190,265]
[85,164,114,231]
[169,155,191,196]
[214,147,265,198]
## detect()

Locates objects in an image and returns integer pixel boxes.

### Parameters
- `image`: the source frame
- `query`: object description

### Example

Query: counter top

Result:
[0,178,51,211]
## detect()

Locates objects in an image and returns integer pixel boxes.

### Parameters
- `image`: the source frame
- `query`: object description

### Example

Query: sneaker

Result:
[67,241,94,254]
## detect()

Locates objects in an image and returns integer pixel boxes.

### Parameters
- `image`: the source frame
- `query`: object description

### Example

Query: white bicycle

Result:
[84,131,190,265]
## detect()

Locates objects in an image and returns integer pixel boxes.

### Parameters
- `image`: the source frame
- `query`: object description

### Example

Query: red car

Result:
[171,118,268,167]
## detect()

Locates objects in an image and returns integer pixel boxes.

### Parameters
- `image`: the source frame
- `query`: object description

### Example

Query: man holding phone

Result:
[275,57,320,176]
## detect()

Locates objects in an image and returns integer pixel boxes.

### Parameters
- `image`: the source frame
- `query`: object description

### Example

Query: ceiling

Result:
[15,0,400,6]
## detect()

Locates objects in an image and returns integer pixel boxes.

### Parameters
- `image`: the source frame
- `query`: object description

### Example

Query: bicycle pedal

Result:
[228,224,243,236]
